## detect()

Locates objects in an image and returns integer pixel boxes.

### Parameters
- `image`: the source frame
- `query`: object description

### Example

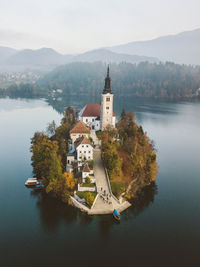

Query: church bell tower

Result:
[100,66,114,130]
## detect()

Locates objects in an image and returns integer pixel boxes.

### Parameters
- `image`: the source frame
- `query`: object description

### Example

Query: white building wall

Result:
[77,144,93,166]
[66,155,75,165]
[78,184,96,192]
[81,116,100,131]
[100,93,114,130]
[112,116,116,128]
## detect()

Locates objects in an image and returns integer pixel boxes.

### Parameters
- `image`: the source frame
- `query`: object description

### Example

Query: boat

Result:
[25,178,40,187]
[34,184,43,190]
[113,209,120,221]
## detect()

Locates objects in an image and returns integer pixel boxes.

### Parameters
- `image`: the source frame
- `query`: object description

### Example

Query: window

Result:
[88,156,90,159]
[86,145,88,148]
[80,151,82,153]
[86,119,88,122]
[88,151,91,153]
[84,151,86,153]
[67,160,70,164]
[92,119,94,122]
[79,157,81,159]
[82,145,84,148]
[106,97,110,101]
[106,106,109,109]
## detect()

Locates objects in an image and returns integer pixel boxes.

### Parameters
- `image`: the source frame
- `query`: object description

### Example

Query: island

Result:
[30,66,158,215]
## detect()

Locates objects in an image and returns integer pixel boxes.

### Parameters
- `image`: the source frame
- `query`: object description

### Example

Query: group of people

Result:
[99,187,112,205]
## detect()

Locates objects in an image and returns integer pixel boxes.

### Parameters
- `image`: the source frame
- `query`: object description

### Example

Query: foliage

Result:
[2,62,200,100]
[0,83,47,98]
[85,176,91,184]
[102,142,122,179]
[61,106,76,125]
[38,62,200,99]
[101,111,158,198]
[110,182,125,198]
[85,192,95,207]
[76,191,96,207]
[45,177,70,203]
[30,132,62,181]
[63,172,76,191]
[50,107,76,169]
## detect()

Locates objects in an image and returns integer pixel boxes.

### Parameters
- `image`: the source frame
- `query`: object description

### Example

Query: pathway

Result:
[88,149,131,215]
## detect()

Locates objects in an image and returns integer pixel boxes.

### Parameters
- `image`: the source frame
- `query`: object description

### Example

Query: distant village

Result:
[0,71,40,88]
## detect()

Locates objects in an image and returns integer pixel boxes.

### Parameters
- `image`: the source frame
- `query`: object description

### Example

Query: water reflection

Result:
[30,183,157,233]
[45,95,185,116]
[128,182,158,218]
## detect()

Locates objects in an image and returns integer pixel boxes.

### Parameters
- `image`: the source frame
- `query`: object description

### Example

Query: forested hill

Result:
[38,62,200,99]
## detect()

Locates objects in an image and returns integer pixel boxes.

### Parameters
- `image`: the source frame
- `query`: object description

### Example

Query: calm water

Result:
[0,97,200,267]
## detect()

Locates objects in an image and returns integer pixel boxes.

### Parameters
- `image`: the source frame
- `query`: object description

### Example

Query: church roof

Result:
[74,135,93,148]
[70,121,90,134]
[103,65,112,94]
[82,104,101,117]
[81,103,116,117]
[83,163,91,173]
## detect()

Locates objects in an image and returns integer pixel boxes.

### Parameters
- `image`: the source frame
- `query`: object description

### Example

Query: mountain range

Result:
[108,28,200,65]
[0,28,200,72]
[0,47,158,72]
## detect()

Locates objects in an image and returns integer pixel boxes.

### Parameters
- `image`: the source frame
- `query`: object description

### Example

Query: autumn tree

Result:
[102,143,122,179]
[30,132,62,181]
[63,172,76,190]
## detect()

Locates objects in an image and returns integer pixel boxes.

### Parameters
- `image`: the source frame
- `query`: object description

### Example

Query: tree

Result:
[102,143,122,179]
[61,106,76,125]
[45,177,70,203]
[30,132,62,181]
[46,120,57,136]
[85,176,91,184]
[63,172,76,190]
[85,192,95,207]
[121,109,126,120]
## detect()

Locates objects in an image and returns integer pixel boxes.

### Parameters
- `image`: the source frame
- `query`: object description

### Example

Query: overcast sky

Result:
[0,0,199,54]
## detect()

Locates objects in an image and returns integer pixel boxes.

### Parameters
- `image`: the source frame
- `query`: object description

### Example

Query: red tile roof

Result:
[70,121,90,134]
[81,103,116,117]
[82,104,101,117]
[74,136,93,148]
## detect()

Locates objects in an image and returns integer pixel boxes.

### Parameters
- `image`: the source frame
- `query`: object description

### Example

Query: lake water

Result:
[0,97,200,267]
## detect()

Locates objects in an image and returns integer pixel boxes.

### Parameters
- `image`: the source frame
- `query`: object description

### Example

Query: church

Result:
[66,66,116,172]
[78,66,116,131]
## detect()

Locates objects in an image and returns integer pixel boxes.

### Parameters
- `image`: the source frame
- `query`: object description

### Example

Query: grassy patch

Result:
[76,191,97,207]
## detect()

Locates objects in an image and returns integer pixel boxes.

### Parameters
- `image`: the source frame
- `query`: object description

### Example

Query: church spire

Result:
[103,65,112,94]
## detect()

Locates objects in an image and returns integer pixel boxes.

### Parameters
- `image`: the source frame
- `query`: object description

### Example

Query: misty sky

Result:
[0,0,200,54]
